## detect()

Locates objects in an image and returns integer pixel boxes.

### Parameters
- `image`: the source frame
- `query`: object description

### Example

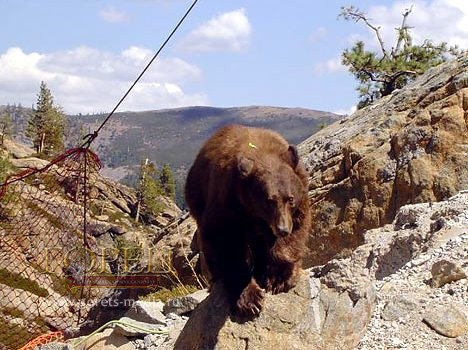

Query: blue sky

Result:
[1,0,467,115]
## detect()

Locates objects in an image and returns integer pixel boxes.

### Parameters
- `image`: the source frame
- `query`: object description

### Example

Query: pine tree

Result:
[135,159,164,221]
[159,163,176,200]
[0,113,13,147]
[0,155,12,183]
[339,6,463,108]
[26,81,66,155]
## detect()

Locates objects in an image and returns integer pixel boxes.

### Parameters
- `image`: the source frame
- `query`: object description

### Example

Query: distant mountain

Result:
[1,105,342,205]
[68,106,341,203]
[69,106,340,167]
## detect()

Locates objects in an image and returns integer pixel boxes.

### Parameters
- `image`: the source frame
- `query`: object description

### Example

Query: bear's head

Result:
[237,145,306,238]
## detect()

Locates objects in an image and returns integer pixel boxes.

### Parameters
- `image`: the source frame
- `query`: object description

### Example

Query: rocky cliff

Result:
[299,53,468,265]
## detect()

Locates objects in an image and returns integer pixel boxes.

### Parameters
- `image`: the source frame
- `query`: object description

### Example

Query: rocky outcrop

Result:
[174,272,374,350]
[298,54,468,265]
[2,138,35,158]
[358,191,468,349]
[172,191,467,350]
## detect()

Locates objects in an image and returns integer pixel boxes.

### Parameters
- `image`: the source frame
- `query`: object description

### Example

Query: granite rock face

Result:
[298,54,468,265]
[174,272,375,350]
[358,192,468,349]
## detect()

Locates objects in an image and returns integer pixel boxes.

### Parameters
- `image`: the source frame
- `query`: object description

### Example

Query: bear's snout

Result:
[272,213,293,237]
[275,224,291,237]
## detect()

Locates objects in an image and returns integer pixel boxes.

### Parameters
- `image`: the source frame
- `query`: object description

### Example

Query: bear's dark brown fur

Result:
[185,124,310,317]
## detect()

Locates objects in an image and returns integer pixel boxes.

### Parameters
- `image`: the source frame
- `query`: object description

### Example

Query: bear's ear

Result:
[285,145,299,169]
[238,156,254,177]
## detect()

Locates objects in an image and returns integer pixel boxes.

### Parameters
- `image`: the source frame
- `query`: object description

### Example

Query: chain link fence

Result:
[0,148,101,349]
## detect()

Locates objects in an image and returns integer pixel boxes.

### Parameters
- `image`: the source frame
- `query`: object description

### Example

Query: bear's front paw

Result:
[236,281,264,317]
[265,264,298,294]
[266,276,294,294]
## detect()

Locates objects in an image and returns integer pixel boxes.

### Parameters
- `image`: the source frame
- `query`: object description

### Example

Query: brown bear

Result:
[185,124,310,317]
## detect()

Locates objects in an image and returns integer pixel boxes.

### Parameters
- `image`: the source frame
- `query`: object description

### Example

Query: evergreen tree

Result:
[159,163,176,200]
[339,6,462,108]
[0,113,13,147]
[135,159,164,221]
[0,154,12,183]
[26,81,66,155]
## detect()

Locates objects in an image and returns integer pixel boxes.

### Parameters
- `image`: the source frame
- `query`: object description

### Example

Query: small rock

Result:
[125,300,166,325]
[95,214,110,221]
[431,259,467,288]
[381,296,419,321]
[423,304,468,338]
[163,289,208,316]
[113,316,166,337]
[143,334,167,349]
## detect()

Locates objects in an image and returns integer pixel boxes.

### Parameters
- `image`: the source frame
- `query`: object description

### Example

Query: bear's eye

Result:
[267,196,277,206]
[287,196,295,206]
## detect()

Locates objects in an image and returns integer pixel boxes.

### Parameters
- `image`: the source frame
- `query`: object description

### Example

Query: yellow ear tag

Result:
[248,142,258,149]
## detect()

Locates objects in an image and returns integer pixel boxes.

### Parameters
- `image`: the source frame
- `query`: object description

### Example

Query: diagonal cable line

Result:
[81,0,200,148]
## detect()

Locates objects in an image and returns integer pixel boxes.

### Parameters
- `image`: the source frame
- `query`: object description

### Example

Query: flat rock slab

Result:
[125,300,166,325]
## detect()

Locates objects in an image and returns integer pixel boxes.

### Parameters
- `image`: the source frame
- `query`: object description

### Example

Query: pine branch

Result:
[340,6,388,57]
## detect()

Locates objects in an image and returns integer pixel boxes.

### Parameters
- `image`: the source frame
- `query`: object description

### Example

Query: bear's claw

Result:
[236,281,264,317]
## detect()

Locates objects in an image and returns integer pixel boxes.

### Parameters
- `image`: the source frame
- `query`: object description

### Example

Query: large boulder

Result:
[174,270,375,350]
[298,54,468,265]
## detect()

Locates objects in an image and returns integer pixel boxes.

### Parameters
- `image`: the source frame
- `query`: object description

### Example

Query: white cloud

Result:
[179,8,251,53]
[352,0,468,52]
[100,6,129,23]
[313,56,346,75]
[0,46,208,114]
[333,105,357,116]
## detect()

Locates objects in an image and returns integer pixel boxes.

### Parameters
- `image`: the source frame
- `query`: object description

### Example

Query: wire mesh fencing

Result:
[0,148,102,350]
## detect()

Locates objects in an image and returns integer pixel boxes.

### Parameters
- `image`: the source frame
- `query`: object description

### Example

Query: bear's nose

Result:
[276,225,290,237]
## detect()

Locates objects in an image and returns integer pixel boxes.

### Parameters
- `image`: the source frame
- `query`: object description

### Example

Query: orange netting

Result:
[18,331,64,350]
[0,148,101,349]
